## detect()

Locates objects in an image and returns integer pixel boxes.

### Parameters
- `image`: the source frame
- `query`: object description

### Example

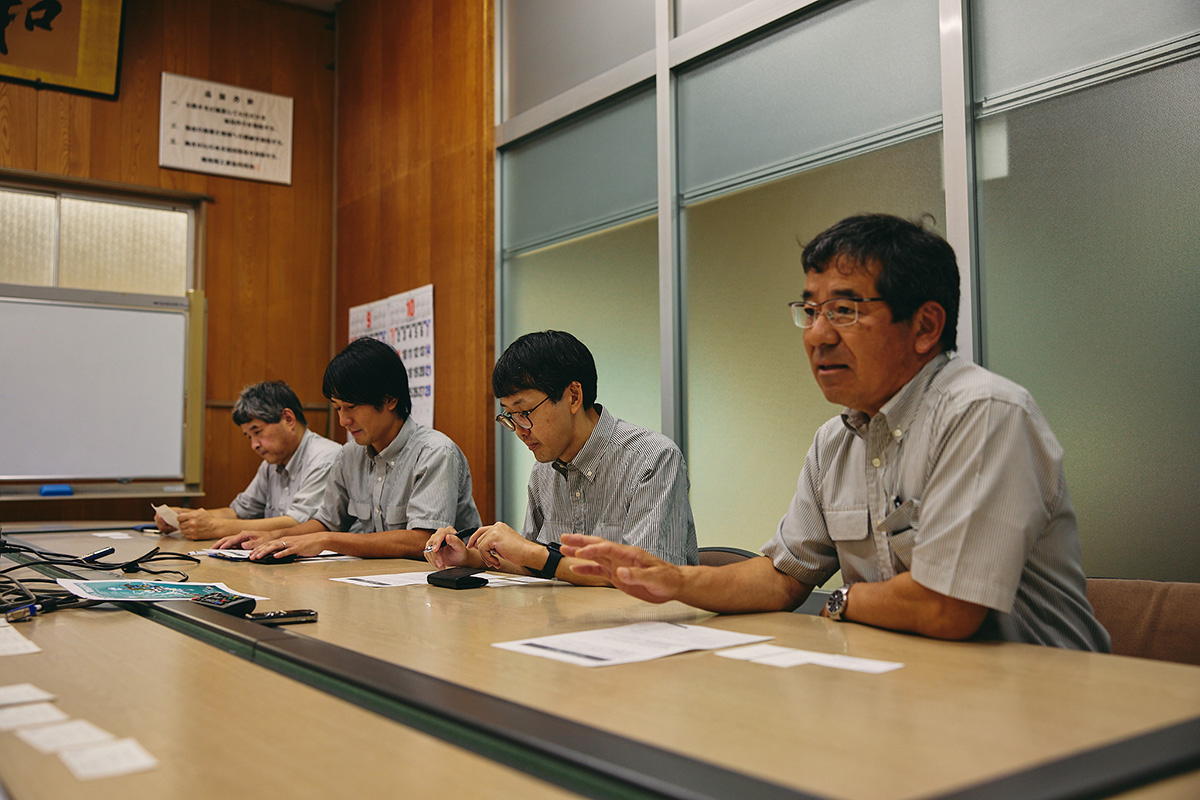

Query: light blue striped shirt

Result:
[523,406,699,566]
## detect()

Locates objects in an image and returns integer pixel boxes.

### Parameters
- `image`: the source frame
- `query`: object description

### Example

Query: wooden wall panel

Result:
[335,0,495,520]
[2,0,335,524]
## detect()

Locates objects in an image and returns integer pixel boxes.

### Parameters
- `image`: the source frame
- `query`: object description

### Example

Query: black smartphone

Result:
[191,591,257,616]
[245,609,318,625]
[428,567,487,589]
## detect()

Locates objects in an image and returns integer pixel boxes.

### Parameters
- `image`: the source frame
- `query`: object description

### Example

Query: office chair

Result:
[697,546,759,567]
[1086,578,1200,666]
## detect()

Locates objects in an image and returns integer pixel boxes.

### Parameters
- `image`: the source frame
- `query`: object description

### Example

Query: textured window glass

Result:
[685,135,944,555]
[503,0,654,118]
[503,89,656,255]
[59,198,188,296]
[972,0,1200,103]
[0,189,55,287]
[500,216,660,526]
[675,0,757,35]
[977,58,1200,582]
[677,0,940,200]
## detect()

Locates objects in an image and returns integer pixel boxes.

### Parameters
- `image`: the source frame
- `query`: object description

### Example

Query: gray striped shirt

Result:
[523,406,699,565]
[230,428,341,523]
[763,353,1110,651]
[316,420,480,534]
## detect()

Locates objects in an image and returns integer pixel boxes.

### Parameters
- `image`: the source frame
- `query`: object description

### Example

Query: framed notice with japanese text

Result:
[159,73,294,186]
[0,0,125,99]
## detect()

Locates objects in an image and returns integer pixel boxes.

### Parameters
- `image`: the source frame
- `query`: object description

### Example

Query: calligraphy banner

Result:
[0,0,124,99]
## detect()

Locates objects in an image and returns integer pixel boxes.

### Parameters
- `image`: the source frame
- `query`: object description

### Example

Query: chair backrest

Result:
[1085,578,1200,666]
[697,546,759,567]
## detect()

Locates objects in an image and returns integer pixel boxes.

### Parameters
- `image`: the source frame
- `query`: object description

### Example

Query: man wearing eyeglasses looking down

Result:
[424,330,698,584]
[560,214,1109,650]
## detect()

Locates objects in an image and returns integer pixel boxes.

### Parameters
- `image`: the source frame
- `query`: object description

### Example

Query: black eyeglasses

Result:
[495,395,550,431]
[788,297,887,328]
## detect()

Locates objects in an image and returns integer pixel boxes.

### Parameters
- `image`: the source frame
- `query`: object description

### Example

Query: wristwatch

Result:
[826,583,854,621]
[530,542,563,580]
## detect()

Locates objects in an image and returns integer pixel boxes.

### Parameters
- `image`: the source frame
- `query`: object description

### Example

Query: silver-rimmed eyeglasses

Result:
[788,297,887,328]
[495,395,550,431]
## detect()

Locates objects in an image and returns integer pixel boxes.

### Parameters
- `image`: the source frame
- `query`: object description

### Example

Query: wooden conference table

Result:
[0,550,575,800]
[4,524,1199,800]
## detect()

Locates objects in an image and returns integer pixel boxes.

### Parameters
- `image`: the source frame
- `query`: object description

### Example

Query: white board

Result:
[0,298,187,481]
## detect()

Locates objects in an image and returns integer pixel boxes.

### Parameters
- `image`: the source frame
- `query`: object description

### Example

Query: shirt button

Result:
[872,457,882,468]
[893,429,903,440]
[377,476,383,482]
[575,491,581,498]
[586,471,592,478]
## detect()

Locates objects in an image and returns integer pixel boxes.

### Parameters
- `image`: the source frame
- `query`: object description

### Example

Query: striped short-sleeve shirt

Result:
[315,420,480,534]
[523,406,699,566]
[230,428,341,523]
[762,353,1110,651]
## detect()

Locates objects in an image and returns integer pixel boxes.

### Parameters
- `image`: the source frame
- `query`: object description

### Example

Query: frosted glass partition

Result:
[976,58,1200,582]
[500,217,661,526]
[502,89,657,255]
[0,189,55,287]
[59,198,189,296]
[685,135,945,556]
[676,0,940,201]
[502,0,654,118]
[972,0,1200,104]
[675,0,757,35]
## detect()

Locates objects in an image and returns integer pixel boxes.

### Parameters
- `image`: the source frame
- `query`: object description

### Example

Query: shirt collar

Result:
[554,404,613,483]
[276,427,312,478]
[370,417,415,462]
[841,352,951,439]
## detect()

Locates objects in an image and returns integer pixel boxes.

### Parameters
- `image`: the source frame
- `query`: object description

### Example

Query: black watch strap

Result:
[531,542,563,580]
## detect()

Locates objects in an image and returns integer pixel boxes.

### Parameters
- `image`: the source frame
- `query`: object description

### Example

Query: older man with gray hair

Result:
[155,381,341,540]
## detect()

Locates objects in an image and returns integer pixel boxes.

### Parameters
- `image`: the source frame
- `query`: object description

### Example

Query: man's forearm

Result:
[674,557,812,614]
[320,530,433,559]
[214,515,299,537]
[841,572,988,639]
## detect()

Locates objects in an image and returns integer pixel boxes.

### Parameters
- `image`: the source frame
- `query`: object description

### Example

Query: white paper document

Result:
[716,645,904,674]
[92,532,132,539]
[0,623,41,656]
[0,683,54,706]
[192,549,356,562]
[333,571,551,588]
[0,701,68,731]
[150,503,179,529]
[58,737,158,780]
[17,719,114,754]
[495,622,772,667]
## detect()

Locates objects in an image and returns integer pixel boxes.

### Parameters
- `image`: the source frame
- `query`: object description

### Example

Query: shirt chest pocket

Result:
[384,505,408,528]
[878,499,920,572]
[825,508,874,582]
[347,499,373,523]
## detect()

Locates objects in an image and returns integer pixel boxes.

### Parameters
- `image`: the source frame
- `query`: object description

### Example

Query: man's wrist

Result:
[826,582,855,621]
[530,542,563,580]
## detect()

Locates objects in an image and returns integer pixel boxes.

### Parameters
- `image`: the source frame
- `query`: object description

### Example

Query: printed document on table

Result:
[0,623,41,656]
[192,549,356,562]
[495,621,771,667]
[57,579,260,602]
[716,645,904,673]
[0,683,54,706]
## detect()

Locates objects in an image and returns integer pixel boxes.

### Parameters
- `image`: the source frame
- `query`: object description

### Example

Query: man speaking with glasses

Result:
[424,330,698,584]
[560,214,1109,650]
